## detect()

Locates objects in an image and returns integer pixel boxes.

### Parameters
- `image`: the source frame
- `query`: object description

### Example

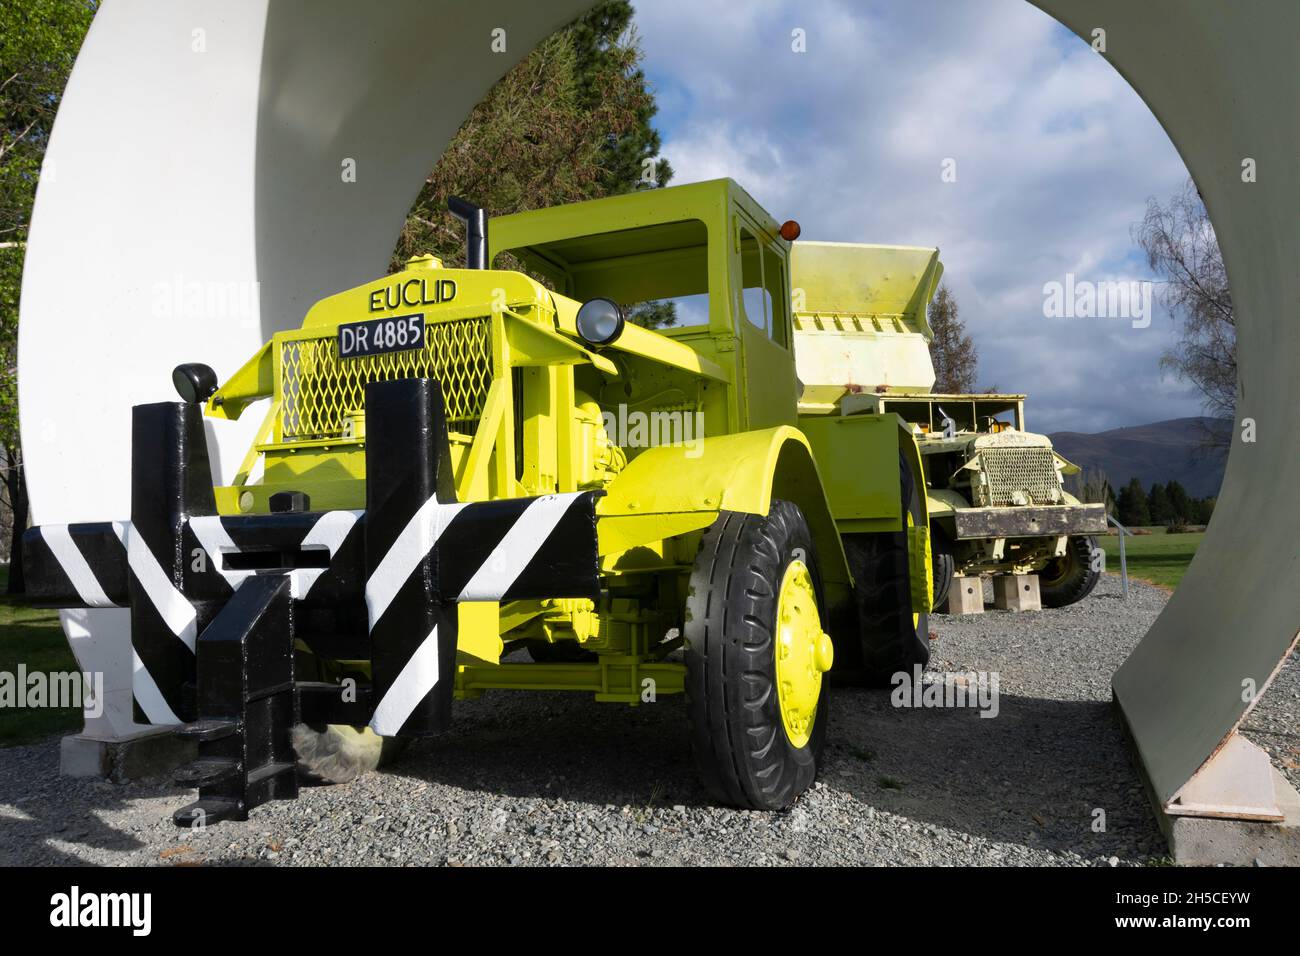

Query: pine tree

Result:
[1197,497,1217,525]
[928,285,978,393]
[1116,477,1150,527]
[569,0,673,192]
[1147,483,1173,525]
[1166,480,1193,523]
[393,1,671,271]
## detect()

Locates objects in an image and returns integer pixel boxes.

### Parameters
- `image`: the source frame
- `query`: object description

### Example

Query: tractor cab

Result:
[490,178,801,433]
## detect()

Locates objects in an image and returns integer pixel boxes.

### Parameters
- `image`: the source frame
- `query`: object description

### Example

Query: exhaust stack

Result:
[448,196,488,270]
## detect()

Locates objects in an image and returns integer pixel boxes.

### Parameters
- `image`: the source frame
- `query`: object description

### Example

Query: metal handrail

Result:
[1107,514,1132,599]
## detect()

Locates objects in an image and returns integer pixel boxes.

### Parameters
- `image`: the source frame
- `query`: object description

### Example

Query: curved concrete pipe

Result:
[1034,0,1300,814]
[19,0,590,738]
[20,0,1298,818]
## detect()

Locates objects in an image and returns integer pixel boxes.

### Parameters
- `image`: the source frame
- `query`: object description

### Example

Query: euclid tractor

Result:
[790,241,1108,612]
[24,180,935,824]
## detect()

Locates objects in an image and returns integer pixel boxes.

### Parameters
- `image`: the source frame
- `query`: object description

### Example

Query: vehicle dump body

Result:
[790,241,941,400]
[791,241,1106,579]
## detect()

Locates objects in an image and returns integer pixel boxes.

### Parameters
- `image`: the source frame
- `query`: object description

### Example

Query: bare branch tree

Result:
[1133,180,1236,437]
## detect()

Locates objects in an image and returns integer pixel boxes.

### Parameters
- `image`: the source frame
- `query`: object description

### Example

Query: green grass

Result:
[0,529,1209,747]
[0,567,82,746]
[1099,531,1205,590]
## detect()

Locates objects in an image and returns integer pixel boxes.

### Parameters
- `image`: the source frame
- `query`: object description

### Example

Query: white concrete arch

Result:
[19,0,1299,817]
[19,0,589,737]
[1035,0,1300,813]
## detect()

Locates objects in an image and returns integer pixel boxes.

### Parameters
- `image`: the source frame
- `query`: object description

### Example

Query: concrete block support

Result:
[1163,769,1300,866]
[60,728,195,783]
[946,576,984,615]
[993,575,1041,612]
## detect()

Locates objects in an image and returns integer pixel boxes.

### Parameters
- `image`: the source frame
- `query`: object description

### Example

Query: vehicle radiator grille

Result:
[980,447,1061,506]
[278,316,493,440]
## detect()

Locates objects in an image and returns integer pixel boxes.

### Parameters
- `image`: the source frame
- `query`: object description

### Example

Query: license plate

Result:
[338,313,425,359]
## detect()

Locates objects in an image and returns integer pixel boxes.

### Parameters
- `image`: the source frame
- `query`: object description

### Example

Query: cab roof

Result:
[488,179,784,303]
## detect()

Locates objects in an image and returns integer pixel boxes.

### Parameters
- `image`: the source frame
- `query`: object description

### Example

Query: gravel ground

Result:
[0,575,1294,867]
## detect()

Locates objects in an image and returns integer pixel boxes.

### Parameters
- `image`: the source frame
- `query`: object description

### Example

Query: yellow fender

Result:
[597,425,851,591]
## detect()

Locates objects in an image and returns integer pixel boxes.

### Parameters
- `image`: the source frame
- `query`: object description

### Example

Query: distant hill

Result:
[1048,417,1230,499]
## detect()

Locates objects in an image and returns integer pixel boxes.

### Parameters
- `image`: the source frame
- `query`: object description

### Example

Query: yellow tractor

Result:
[25,181,932,823]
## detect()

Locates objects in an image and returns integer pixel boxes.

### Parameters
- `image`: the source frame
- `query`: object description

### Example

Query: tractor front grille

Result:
[979,447,1061,506]
[277,316,494,441]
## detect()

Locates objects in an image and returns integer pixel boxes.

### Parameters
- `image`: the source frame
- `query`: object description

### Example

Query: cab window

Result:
[494,218,712,335]
[763,243,789,347]
[737,223,790,348]
[738,227,767,333]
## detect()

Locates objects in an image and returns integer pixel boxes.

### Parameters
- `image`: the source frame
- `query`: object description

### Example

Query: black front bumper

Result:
[951,503,1108,540]
[23,377,601,825]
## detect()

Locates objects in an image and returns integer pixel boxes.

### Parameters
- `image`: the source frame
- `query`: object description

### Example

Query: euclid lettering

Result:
[369,277,457,312]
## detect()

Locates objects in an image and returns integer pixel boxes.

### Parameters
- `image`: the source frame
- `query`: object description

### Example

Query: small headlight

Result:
[575,297,625,348]
[172,363,219,404]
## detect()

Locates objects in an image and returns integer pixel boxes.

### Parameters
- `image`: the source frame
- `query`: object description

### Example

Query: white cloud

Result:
[636,0,1201,433]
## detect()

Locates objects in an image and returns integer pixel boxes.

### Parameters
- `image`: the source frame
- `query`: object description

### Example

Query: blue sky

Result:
[633,0,1202,434]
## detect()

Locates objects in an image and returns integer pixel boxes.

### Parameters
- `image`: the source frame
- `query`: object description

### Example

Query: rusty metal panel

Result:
[953,504,1108,540]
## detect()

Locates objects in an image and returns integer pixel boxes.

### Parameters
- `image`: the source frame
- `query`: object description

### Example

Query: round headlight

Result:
[172,362,219,404]
[575,297,625,348]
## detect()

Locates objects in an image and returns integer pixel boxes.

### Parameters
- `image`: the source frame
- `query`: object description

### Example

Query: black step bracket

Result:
[172,574,299,826]
[173,798,242,828]
[173,756,241,787]
[175,718,241,742]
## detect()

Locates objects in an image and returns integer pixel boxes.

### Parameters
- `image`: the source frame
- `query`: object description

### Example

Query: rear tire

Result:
[930,529,956,612]
[684,500,830,811]
[838,455,930,686]
[1039,534,1101,608]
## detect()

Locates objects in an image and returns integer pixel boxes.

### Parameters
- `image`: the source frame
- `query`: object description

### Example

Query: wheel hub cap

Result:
[775,559,831,749]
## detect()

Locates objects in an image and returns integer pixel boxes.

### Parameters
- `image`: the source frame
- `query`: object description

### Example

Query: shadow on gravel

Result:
[383,683,1164,859]
[825,687,1165,858]
[0,742,185,866]
[386,693,709,811]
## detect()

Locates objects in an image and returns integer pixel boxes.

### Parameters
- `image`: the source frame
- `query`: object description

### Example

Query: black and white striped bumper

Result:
[24,377,601,822]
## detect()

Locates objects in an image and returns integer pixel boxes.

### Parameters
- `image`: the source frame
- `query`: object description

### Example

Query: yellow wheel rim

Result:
[774,559,833,749]
[908,509,920,630]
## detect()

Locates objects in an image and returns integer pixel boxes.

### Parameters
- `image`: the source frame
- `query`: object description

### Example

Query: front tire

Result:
[685,500,832,810]
[1039,534,1101,608]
